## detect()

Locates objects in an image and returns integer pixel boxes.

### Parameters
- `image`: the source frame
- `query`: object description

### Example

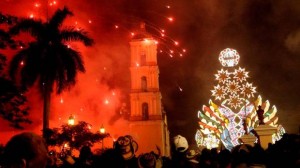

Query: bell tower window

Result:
[141,76,147,91]
[142,103,149,120]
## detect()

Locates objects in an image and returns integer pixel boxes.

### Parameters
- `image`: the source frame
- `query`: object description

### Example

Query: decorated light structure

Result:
[195,48,285,150]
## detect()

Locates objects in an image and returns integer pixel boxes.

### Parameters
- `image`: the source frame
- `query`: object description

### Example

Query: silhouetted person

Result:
[249,143,267,167]
[256,105,265,125]
[185,149,200,168]
[171,135,189,168]
[74,145,93,168]
[117,135,139,168]
[217,149,232,168]
[94,148,123,168]
[137,152,159,168]
[3,132,48,168]
[199,148,212,168]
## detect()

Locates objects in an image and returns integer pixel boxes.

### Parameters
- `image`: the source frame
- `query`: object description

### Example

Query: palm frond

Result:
[56,50,77,93]
[9,43,44,91]
[0,29,10,49]
[48,6,73,29]
[0,29,17,49]
[9,18,44,39]
[55,46,85,93]
[9,49,29,81]
[60,27,94,46]
[0,12,18,25]
[67,48,85,72]
[21,44,43,83]
[20,56,41,89]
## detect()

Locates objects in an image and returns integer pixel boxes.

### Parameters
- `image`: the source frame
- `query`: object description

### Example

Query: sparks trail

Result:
[25,1,186,58]
[135,22,186,58]
[83,15,186,58]
[143,23,185,57]
[140,9,175,23]
[102,14,187,58]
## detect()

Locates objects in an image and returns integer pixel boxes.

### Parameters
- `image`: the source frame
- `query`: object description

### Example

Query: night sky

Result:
[0,0,299,145]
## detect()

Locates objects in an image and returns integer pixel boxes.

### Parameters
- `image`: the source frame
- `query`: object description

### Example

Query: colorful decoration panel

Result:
[195,48,285,150]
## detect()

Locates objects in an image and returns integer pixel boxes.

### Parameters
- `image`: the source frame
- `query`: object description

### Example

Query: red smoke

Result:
[0,0,132,145]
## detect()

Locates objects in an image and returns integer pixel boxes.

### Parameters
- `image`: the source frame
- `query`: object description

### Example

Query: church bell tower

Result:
[129,23,170,156]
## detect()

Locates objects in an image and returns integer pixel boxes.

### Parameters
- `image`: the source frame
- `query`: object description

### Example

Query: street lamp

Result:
[67,114,75,155]
[100,124,105,150]
[100,124,105,134]
[68,115,75,126]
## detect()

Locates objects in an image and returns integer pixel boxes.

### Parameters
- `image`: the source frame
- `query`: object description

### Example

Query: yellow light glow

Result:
[100,125,105,134]
[68,115,75,125]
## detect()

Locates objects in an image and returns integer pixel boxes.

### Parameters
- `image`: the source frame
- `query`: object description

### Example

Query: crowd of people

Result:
[0,132,299,168]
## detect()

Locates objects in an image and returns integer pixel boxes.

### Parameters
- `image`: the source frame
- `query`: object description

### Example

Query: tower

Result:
[129,23,170,156]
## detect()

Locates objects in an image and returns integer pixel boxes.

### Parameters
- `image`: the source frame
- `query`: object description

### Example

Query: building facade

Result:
[129,23,170,156]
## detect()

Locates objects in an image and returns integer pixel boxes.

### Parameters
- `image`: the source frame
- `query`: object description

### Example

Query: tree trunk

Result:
[43,83,51,138]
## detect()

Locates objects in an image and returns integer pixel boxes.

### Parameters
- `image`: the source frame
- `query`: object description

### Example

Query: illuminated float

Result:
[195,48,285,150]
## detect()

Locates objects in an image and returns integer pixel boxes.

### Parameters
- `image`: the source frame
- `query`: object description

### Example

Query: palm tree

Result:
[9,7,94,137]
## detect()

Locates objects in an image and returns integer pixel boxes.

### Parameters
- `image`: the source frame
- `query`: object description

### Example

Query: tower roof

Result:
[131,22,153,40]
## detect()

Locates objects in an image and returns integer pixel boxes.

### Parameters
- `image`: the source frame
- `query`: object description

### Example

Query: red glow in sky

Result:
[0,0,133,144]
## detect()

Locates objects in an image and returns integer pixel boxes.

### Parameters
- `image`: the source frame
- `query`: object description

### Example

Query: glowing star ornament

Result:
[219,48,240,67]
[241,83,256,98]
[227,94,243,109]
[211,84,226,100]
[215,69,230,84]
[234,67,249,82]
[226,80,240,95]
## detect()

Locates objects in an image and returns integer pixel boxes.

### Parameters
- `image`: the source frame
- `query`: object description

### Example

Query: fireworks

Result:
[111,21,186,58]
[25,0,186,59]
[49,1,57,6]
[0,0,188,135]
